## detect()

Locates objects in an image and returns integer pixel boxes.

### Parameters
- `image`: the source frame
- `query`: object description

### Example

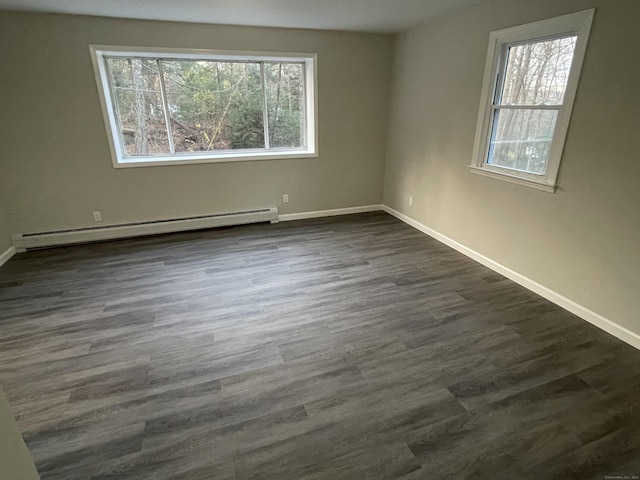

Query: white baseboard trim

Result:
[279,205,383,222]
[0,246,16,268]
[381,205,640,350]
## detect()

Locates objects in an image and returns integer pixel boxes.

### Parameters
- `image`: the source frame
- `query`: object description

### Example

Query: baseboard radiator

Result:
[12,207,279,251]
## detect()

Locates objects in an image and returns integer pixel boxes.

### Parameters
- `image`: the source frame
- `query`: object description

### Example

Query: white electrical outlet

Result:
[409,196,413,206]
[93,211,102,222]
[283,194,289,203]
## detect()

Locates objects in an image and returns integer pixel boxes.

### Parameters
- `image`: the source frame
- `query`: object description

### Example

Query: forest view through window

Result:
[470,10,594,192]
[91,47,317,166]
[488,36,577,175]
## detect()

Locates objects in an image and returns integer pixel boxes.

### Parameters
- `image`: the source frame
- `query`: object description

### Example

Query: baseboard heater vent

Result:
[12,207,279,251]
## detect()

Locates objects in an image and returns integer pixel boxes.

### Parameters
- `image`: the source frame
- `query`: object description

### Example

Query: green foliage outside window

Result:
[107,57,305,157]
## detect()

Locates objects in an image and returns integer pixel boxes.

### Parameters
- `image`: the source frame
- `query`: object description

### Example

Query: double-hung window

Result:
[470,10,594,192]
[90,46,317,167]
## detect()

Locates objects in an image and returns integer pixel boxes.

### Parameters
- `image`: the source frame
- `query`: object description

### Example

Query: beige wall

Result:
[384,0,640,334]
[0,389,40,480]
[0,12,391,233]
[0,196,12,252]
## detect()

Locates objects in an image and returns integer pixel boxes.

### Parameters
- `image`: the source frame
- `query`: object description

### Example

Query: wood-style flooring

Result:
[0,212,639,480]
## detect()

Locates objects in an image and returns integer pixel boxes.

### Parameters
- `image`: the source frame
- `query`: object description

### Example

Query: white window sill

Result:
[468,166,556,193]
[113,149,318,168]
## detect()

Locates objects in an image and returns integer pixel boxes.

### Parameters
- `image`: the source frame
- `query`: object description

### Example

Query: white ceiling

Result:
[0,0,489,33]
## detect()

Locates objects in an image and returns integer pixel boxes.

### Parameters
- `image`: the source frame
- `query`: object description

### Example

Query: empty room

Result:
[0,0,639,478]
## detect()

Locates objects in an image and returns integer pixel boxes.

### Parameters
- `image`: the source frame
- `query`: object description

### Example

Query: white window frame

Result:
[469,10,594,193]
[89,45,318,168]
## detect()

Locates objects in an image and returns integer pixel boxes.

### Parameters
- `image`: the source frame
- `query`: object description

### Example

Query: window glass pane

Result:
[162,60,264,152]
[264,63,306,149]
[107,58,170,156]
[500,36,577,106]
[488,108,558,174]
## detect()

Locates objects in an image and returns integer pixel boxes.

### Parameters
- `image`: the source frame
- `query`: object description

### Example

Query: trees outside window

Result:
[91,47,316,167]
[488,36,577,175]
[470,10,594,192]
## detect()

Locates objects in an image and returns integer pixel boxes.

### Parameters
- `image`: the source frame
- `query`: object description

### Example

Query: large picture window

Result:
[470,10,594,192]
[90,46,317,167]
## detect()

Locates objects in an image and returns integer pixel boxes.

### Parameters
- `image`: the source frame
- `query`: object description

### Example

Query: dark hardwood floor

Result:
[1,212,639,480]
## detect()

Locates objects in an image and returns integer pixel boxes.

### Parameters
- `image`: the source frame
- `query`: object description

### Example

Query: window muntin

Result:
[470,10,594,192]
[90,47,317,167]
